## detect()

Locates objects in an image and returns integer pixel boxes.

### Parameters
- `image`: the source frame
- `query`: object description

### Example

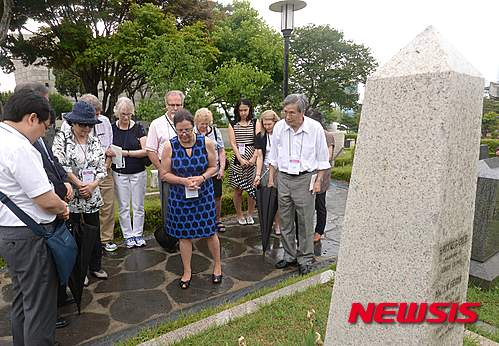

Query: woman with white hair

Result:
[111,97,148,248]
[194,108,227,232]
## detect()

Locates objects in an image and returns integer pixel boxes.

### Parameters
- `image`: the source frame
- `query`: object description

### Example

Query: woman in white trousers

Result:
[111,97,148,248]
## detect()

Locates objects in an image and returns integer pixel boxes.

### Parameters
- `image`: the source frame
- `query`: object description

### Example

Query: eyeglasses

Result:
[75,123,95,129]
[167,103,182,108]
[177,128,193,134]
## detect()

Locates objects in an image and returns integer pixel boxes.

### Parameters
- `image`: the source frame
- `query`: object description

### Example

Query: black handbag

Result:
[154,227,178,253]
[0,191,77,285]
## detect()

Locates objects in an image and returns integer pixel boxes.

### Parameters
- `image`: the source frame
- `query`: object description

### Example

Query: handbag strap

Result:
[0,191,48,238]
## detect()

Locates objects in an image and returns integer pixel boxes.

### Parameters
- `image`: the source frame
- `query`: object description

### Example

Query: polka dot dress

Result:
[165,135,216,239]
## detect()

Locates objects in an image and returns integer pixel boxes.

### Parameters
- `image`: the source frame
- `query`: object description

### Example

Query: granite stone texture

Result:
[325,27,484,346]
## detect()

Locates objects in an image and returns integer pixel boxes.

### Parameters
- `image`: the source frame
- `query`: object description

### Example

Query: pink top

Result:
[145,114,176,159]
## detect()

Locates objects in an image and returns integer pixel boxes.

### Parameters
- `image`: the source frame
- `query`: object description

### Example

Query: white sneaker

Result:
[84,276,89,287]
[237,218,247,225]
[103,242,118,252]
[246,216,255,225]
[135,236,146,247]
[125,237,136,249]
[91,269,108,280]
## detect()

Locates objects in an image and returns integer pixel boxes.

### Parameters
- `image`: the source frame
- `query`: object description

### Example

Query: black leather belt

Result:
[281,171,311,176]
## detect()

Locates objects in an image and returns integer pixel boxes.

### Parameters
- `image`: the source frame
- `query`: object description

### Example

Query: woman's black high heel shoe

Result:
[212,274,223,284]
[179,277,191,289]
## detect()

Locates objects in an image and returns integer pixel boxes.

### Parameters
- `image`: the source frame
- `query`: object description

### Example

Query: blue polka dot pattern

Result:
[164,134,216,239]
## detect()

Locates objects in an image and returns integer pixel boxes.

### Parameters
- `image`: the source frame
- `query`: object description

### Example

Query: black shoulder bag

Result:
[0,191,77,285]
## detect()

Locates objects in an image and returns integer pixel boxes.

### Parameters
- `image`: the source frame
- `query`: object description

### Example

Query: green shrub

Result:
[331,164,352,182]
[49,93,73,119]
[481,139,499,156]
[345,133,357,140]
[334,148,353,166]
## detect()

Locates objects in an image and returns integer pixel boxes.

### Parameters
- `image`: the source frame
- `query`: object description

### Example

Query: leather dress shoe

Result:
[56,316,69,329]
[275,259,297,269]
[298,264,312,275]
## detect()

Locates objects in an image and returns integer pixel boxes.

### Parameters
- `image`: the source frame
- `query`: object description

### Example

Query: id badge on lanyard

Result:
[238,143,246,155]
[288,158,301,175]
[185,187,199,199]
[81,168,96,184]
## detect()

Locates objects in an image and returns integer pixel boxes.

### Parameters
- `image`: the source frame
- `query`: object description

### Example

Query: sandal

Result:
[216,221,226,233]
[212,274,223,284]
[179,277,191,289]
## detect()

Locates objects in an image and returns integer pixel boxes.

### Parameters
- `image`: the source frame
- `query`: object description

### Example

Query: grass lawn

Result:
[176,281,333,346]
[467,284,499,342]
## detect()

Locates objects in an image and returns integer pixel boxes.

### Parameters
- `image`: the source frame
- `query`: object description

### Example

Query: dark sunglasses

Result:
[75,123,95,128]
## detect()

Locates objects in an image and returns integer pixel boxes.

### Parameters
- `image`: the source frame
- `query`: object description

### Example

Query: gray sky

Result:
[1,0,498,91]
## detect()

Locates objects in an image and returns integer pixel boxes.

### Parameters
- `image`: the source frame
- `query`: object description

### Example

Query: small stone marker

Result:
[325,27,484,345]
[150,169,159,189]
[470,157,499,287]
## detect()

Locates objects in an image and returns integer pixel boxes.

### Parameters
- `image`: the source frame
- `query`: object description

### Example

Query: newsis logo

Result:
[348,302,480,324]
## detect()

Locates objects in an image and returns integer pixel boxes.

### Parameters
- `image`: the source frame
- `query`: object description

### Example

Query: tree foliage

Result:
[290,24,377,112]
[0,1,221,116]
[483,97,499,115]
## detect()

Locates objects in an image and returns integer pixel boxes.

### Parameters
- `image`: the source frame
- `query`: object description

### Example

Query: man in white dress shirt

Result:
[0,89,69,345]
[146,90,184,222]
[268,94,331,275]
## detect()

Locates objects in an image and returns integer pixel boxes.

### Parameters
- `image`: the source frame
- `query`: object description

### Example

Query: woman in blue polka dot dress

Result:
[160,109,222,289]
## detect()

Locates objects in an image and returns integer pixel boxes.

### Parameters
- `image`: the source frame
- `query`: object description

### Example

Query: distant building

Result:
[489,82,499,100]
[13,59,56,93]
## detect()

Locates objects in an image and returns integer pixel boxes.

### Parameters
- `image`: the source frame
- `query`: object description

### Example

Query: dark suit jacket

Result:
[33,138,68,200]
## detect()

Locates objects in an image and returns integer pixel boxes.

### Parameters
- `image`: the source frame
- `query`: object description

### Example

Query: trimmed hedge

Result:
[345,133,357,140]
[481,139,499,156]
[331,164,352,182]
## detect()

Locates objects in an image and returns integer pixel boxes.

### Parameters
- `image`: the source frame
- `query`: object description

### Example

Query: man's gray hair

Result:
[164,90,185,104]
[283,93,309,113]
[14,82,49,97]
[114,97,135,116]
[80,94,103,113]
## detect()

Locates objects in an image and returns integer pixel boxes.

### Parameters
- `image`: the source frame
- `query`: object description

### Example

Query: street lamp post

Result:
[269,0,307,98]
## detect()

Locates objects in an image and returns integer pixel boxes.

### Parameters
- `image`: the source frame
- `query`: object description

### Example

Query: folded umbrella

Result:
[256,185,278,253]
[67,218,99,314]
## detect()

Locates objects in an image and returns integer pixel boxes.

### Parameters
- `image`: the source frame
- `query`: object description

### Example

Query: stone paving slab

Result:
[0,181,348,345]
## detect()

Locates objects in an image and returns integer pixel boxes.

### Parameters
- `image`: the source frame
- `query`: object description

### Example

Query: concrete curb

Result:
[465,330,499,346]
[139,270,335,346]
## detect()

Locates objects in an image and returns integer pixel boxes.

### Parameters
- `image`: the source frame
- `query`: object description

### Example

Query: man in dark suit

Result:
[16,83,73,329]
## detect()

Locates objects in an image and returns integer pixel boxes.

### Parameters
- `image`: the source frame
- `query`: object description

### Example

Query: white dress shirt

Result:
[268,117,331,174]
[0,123,56,226]
[145,114,177,159]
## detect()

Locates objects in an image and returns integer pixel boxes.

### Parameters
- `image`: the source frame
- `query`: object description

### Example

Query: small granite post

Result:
[325,27,483,345]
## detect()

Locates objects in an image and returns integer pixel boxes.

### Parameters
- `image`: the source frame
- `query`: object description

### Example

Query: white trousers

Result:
[113,170,147,239]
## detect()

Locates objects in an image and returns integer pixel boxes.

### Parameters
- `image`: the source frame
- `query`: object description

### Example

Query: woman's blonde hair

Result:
[114,97,134,117]
[259,110,280,134]
[194,107,213,124]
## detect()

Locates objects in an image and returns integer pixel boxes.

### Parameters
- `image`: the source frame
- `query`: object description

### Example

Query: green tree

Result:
[53,68,83,101]
[483,97,499,115]
[0,2,221,115]
[290,24,377,112]
[210,0,283,113]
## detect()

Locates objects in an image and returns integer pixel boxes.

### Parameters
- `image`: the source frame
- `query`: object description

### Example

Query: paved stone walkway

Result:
[0,181,348,345]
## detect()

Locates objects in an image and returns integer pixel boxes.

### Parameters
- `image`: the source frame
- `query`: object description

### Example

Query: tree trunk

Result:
[0,0,13,45]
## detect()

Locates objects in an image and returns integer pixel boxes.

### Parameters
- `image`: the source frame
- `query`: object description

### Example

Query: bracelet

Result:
[201,174,206,181]
[127,150,130,157]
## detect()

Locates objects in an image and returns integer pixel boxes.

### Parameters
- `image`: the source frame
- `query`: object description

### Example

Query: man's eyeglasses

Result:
[177,128,193,134]
[167,103,182,108]
[75,123,95,129]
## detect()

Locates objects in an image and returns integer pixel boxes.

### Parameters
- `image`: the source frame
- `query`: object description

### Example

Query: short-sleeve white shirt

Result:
[0,123,56,226]
[268,117,331,174]
[145,114,177,159]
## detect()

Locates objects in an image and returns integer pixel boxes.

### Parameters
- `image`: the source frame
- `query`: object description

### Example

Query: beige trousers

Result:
[99,168,115,243]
